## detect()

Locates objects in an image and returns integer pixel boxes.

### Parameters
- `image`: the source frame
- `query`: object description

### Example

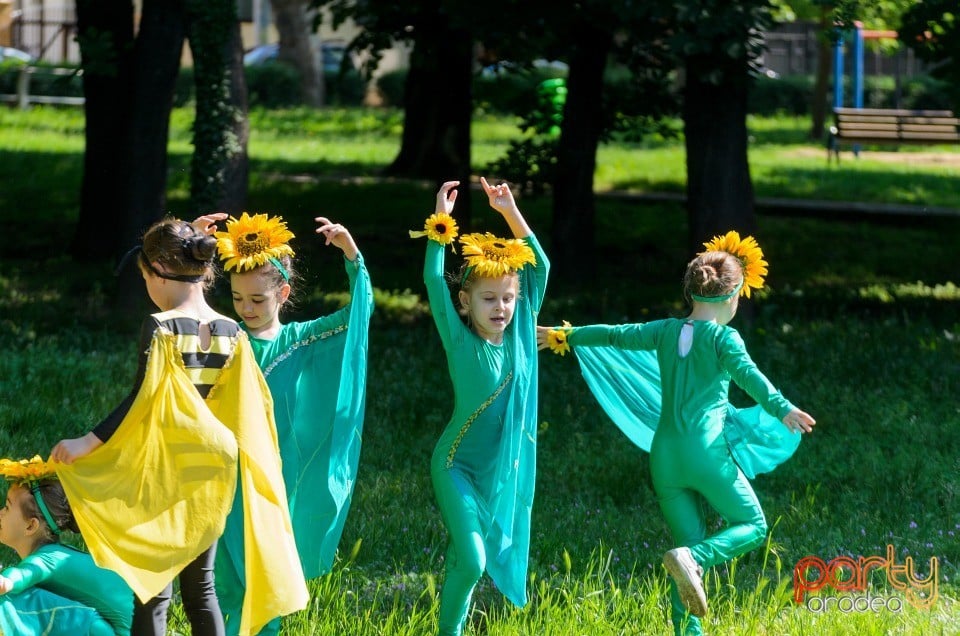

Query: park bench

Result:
[827,107,960,163]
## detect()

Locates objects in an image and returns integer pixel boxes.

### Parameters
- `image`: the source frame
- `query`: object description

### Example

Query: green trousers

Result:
[651,432,768,636]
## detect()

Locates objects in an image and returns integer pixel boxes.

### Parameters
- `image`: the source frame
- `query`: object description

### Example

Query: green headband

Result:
[268,256,290,281]
[691,278,744,303]
[29,482,61,536]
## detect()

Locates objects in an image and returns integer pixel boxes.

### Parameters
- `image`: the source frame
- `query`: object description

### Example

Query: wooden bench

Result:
[827,107,960,163]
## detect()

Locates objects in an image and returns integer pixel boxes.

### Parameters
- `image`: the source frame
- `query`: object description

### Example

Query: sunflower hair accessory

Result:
[698,230,768,299]
[215,212,295,279]
[0,455,61,535]
[458,232,536,283]
[546,321,573,356]
[409,212,459,250]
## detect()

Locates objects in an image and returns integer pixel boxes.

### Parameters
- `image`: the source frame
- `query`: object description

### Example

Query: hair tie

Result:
[691,278,744,303]
[29,483,61,536]
[460,265,474,287]
[268,256,291,281]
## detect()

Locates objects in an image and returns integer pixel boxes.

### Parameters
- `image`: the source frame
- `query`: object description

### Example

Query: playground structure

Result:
[832,21,900,114]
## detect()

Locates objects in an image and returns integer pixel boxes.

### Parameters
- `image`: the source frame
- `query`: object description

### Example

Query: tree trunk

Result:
[271,0,323,106]
[124,0,186,245]
[551,26,611,282]
[385,17,473,227]
[683,53,757,253]
[72,0,135,262]
[114,0,186,313]
[810,6,832,140]
[186,0,246,214]
[219,21,250,215]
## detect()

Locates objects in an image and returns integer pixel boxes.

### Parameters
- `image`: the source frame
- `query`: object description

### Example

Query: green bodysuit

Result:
[569,319,796,636]
[0,542,134,635]
[424,236,548,636]
[216,254,373,636]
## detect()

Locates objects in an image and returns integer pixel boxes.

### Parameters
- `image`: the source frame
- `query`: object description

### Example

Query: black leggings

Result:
[131,543,225,636]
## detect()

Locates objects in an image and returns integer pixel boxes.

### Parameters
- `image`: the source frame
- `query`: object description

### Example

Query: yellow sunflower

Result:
[409,212,459,246]
[546,321,573,356]
[215,212,295,273]
[701,230,768,298]
[459,232,536,278]
[0,455,57,483]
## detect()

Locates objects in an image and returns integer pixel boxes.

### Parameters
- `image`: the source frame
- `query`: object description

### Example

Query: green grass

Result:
[2,106,959,634]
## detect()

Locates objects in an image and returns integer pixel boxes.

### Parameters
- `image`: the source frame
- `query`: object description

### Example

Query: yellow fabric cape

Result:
[56,327,308,634]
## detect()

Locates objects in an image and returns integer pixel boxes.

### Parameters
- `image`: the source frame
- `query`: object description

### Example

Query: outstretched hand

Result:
[782,409,816,434]
[536,325,553,350]
[190,212,229,236]
[435,180,459,215]
[50,433,103,465]
[480,176,519,217]
[315,216,359,261]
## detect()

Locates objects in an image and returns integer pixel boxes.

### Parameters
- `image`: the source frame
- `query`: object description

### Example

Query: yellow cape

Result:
[57,327,308,634]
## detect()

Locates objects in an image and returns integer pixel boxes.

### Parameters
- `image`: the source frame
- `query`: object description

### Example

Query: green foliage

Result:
[244,63,303,108]
[373,68,406,108]
[900,0,960,111]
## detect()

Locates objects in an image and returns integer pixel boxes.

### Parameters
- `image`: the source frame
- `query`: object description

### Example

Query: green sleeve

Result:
[1,553,53,594]
[423,240,462,349]
[291,252,372,338]
[719,328,795,420]
[522,235,550,311]
[568,323,657,350]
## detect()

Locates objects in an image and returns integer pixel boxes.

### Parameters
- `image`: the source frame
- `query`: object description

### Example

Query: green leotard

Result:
[569,319,796,636]
[0,543,134,635]
[424,236,548,636]
[216,254,373,636]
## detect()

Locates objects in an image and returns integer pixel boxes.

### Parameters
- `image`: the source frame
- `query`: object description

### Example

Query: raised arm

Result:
[480,176,531,239]
[422,181,466,348]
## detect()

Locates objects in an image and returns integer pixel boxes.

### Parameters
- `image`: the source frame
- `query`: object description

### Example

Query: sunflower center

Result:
[435,223,447,234]
[237,232,269,256]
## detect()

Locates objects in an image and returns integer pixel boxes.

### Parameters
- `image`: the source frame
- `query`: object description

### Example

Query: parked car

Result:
[243,41,354,75]
[0,46,35,64]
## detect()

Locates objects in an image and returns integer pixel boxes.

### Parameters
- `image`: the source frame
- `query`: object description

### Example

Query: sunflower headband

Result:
[0,456,61,535]
[458,232,536,283]
[215,212,296,280]
[695,230,768,301]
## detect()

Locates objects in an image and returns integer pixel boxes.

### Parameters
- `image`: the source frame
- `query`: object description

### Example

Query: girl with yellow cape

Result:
[50,217,308,636]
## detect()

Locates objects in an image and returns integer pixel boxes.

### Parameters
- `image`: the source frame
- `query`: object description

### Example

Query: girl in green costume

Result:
[210,212,373,636]
[413,178,549,636]
[0,457,133,635]
[539,233,815,636]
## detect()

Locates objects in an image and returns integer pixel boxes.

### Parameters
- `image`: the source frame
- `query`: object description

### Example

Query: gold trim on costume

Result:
[445,371,513,469]
[261,325,348,378]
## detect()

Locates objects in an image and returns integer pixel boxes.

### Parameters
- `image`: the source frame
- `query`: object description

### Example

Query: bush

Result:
[749,74,814,115]
[748,73,956,115]
[374,68,407,108]
[244,62,302,108]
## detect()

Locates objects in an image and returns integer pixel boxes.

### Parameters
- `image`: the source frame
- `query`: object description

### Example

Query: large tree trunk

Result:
[683,53,757,254]
[810,6,832,140]
[385,16,473,226]
[271,0,323,106]
[113,0,186,313]
[72,0,135,262]
[551,26,611,282]
[186,0,247,214]
[219,21,250,214]
[124,0,186,245]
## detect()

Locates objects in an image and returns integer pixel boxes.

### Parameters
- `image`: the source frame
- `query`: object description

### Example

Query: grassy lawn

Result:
[1,105,958,634]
